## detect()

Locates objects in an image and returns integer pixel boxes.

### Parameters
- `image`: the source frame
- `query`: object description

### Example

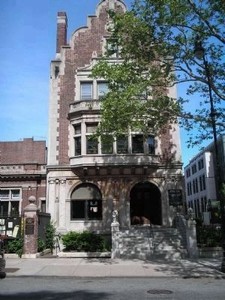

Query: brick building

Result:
[47,0,183,235]
[0,138,47,224]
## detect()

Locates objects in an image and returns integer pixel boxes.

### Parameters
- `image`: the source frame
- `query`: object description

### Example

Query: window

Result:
[71,184,102,220]
[87,137,98,154]
[0,189,21,216]
[0,190,9,198]
[132,135,144,153]
[80,82,93,100]
[117,135,128,154]
[74,124,81,156]
[198,158,204,170]
[101,135,113,154]
[196,199,200,217]
[97,82,109,99]
[147,135,155,154]
[193,180,196,194]
[12,189,20,199]
[192,164,197,174]
[41,200,46,213]
[75,137,81,156]
[86,123,98,154]
[74,124,81,134]
[199,176,203,191]
[189,201,193,209]
[195,178,198,193]
[202,175,206,190]
[86,123,98,134]
[187,182,192,196]
[186,168,191,178]
[106,39,119,58]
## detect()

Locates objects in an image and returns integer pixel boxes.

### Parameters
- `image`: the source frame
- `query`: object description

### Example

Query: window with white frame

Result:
[106,38,119,58]
[116,135,128,154]
[101,135,113,154]
[80,82,93,100]
[97,82,109,99]
[74,124,81,156]
[147,135,155,154]
[86,123,98,154]
[132,134,144,153]
[198,158,204,170]
[0,189,21,216]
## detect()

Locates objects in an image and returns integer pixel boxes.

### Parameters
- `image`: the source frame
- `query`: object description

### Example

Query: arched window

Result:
[71,183,102,220]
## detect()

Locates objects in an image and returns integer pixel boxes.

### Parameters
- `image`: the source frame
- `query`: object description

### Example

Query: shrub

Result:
[7,238,24,257]
[45,222,56,253]
[62,231,110,252]
[38,238,46,252]
[196,225,222,247]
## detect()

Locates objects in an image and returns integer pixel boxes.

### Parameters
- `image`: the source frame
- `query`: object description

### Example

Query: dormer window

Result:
[80,82,93,100]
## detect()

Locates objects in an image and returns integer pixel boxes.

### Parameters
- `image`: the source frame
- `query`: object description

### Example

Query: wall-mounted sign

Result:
[25,218,34,235]
[168,189,183,206]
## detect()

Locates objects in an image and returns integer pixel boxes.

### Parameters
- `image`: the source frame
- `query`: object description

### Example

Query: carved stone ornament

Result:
[112,210,118,223]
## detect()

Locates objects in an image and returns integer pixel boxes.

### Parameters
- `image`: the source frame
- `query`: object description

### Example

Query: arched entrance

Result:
[130,181,161,225]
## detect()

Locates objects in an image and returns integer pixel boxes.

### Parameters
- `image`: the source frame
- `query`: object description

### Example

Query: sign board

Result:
[25,218,34,235]
[168,189,183,206]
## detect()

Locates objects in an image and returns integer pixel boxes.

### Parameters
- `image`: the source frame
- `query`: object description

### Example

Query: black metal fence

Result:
[38,212,51,242]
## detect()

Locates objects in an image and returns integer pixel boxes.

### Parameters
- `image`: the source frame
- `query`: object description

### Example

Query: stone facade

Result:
[47,0,183,235]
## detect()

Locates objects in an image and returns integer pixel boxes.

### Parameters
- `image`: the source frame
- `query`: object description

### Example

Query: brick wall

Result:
[56,1,125,164]
[56,12,67,54]
[0,138,46,165]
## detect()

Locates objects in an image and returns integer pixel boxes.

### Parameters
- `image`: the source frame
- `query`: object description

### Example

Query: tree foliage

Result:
[92,0,225,145]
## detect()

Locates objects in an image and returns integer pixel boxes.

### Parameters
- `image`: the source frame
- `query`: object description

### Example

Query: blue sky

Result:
[0,0,212,167]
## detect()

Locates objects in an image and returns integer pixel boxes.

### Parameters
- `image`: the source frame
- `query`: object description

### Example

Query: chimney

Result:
[56,12,67,54]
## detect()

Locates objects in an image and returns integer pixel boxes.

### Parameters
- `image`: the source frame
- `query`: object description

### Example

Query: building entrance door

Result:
[130,181,161,225]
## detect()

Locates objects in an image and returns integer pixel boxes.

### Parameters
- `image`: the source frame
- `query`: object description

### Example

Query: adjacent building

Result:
[184,135,225,223]
[47,0,183,235]
[0,138,47,235]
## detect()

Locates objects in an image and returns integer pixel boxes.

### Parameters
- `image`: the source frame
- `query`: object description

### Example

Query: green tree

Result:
[92,0,225,145]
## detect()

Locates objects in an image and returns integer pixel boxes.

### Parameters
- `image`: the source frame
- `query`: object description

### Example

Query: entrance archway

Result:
[130,181,161,225]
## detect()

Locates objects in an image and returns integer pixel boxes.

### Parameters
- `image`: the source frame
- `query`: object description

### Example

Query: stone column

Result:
[58,179,67,233]
[23,196,39,258]
[186,208,199,258]
[111,210,120,259]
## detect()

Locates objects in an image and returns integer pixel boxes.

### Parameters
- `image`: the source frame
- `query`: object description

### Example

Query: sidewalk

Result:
[4,256,225,278]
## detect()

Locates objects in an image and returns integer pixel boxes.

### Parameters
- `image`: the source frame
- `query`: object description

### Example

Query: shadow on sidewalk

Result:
[0,290,111,300]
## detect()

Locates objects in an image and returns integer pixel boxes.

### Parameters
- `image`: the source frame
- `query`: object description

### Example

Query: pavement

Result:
[3,256,225,279]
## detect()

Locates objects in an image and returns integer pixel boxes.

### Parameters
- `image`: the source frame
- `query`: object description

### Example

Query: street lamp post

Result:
[194,36,225,272]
